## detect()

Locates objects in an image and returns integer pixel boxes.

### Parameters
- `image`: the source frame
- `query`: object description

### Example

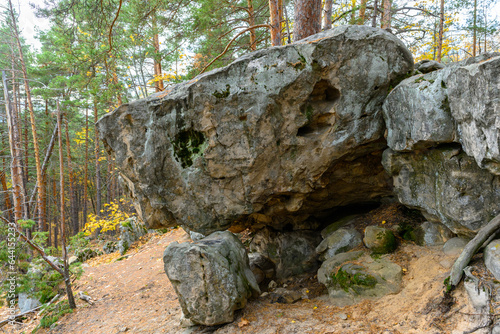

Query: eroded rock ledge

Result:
[99,25,413,234]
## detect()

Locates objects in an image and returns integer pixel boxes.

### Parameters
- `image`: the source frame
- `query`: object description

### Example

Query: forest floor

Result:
[0,216,489,334]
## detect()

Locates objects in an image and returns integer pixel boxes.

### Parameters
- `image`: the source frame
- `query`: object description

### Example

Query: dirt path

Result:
[2,228,480,334]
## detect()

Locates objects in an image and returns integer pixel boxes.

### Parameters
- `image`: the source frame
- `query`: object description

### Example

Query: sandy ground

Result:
[0,227,489,334]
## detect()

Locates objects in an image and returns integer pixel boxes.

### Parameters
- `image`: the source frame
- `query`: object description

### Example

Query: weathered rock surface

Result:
[484,239,500,280]
[249,227,321,279]
[414,59,444,73]
[318,252,402,306]
[316,227,362,261]
[383,54,500,234]
[414,221,454,246]
[18,293,41,313]
[383,146,500,235]
[99,25,413,234]
[163,231,259,325]
[363,226,397,254]
[118,217,147,255]
[443,237,469,256]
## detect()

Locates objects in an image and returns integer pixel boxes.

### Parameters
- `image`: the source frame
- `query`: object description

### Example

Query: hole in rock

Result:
[172,129,206,168]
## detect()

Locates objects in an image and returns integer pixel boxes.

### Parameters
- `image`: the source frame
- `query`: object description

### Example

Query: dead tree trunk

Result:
[436,0,445,62]
[322,0,333,30]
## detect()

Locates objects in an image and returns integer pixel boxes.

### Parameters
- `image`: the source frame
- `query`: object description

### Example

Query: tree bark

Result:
[248,0,257,50]
[449,213,500,287]
[293,0,322,42]
[372,0,378,27]
[0,171,12,220]
[381,0,392,29]
[473,0,477,57]
[322,0,333,30]
[83,107,89,229]
[64,116,78,235]
[94,102,101,216]
[56,101,76,309]
[152,15,164,92]
[359,0,368,24]
[2,70,24,222]
[436,0,445,62]
[269,0,282,46]
[8,0,46,229]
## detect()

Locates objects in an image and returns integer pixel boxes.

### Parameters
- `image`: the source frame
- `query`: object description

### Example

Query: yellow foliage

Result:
[83,200,134,236]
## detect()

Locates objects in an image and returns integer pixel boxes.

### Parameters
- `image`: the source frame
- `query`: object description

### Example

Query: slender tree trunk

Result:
[381,0,392,29]
[2,71,24,222]
[152,15,164,92]
[56,101,76,309]
[473,0,477,57]
[322,0,333,30]
[350,0,357,24]
[372,0,378,27]
[269,0,282,46]
[64,116,78,235]
[283,2,292,44]
[436,0,445,62]
[83,108,89,228]
[293,0,322,42]
[248,0,257,50]
[0,171,12,219]
[94,102,101,216]
[359,0,368,24]
[52,179,58,249]
[8,0,46,229]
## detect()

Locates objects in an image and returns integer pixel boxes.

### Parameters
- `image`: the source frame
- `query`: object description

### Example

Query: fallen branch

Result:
[449,213,500,287]
[0,305,41,329]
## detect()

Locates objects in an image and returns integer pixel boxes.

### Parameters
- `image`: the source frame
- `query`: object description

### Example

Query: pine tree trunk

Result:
[350,0,357,24]
[436,0,445,62]
[248,0,257,50]
[83,108,89,229]
[359,0,368,24]
[322,0,333,30]
[64,116,78,235]
[0,171,12,219]
[269,0,282,46]
[94,102,101,216]
[372,0,378,27]
[473,0,477,57]
[381,0,392,29]
[8,0,46,229]
[152,15,164,92]
[293,0,322,42]
[2,70,24,222]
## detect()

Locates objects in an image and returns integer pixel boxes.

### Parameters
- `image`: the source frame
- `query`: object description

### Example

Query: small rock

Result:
[363,226,397,254]
[321,215,360,239]
[260,292,269,298]
[443,237,469,256]
[103,241,117,254]
[119,326,129,332]
[268,280,277,290]
[337,313,348,320]
[415,221,455,246]
[189,231,205,241]
[316,228,362,261]
[68,256,79,266]
[484,239,500,280]
[269,288,303,304]
[414,59,444,73]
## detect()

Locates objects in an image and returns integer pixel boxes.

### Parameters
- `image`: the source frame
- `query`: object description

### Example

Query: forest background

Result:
[0,0,499,312]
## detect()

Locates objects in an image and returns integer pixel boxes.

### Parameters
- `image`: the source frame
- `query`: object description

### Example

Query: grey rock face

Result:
[118,217,147,255]
[363,226,397,254]
[163,231,259,326]
[484,239,500,280]
[443,237,469,256]
[383,146,500,235]
[415,221,454,246]
[18,293,41,313]
[317,250,364,284]
[447,56,500,175]
[383,54,500,234]
[414,59,445,73]
[318,253,402,305]
[103,241,117,254]
[316,228,362,261]
[99,25,413,234]
[249,227,321,279]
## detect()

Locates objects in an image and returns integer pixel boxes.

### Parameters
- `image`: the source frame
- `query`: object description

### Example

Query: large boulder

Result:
[383,146,500,235]
[383,54,500,234]
[163,231,259,326]
[99,25,413,234]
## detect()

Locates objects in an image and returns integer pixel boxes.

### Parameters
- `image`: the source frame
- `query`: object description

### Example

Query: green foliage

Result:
[36,300,74,330]
[70,232,89,252]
